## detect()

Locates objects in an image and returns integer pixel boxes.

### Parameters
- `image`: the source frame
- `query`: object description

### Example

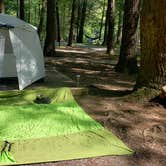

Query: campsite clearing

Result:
[0,47,165,166]
[30,48,165,166]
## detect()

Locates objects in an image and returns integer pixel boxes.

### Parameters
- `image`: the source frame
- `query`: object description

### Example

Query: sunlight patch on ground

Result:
[91,48,107,51]
[71,68,101,75]
[93,84,133,91]
[115,80,136,86]
[56,49,88,54]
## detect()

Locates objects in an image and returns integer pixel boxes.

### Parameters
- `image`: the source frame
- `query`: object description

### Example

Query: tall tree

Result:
[38,0,47,38]
[0,0,5,13]
[20,0,25,20]
[77,0,87,43]
[106,0,115,54]
[61,2,67,40]
[28,0,31,23]
[115,0,140,74]
[76,0,81,41]
[116,9,123,44]
[99,0,106,40]
[102,1,109,46]
[56,0,61,45]
[44,0,56,56]
[116,0,124,45]
[16,0,19,17]
[68,0,77,46]
[136,0,166,89]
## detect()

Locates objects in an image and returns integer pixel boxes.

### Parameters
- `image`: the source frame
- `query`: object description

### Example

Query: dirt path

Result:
[29,48,166,166]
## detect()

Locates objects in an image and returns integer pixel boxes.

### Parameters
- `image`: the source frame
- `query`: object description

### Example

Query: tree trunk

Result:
[44,0,56,56]
[20,0,25,20]
[28,0,31,23]
[17,0,19,17]
[61,3,66,40]
[115,0,140,74]
[102,1,109,46]
[106,0,115,54]
[136,0,166,89]
[68,0,77,46]
[38,0,47,39]
[77,0,87,43]
[116,9,123,45]
[99,0,106,40]
[0,0,5,13]
[56,1,61,46]
[76,0,81,42]
[35,6,37,24]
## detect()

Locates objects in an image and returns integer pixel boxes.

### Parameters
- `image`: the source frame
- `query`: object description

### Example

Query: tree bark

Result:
[76,0,81,42]
[20,0,25,20]
[99,0,106,40]
[77,0,87,43]
[102,1,109,46]
[44,0,56,56]
[56,1,61,46]
[68,0,77,46]
[115,0,140,74]
[136,0,166,89]
[17,0,19,17]
[28,0,31,23]
[106,0,115,54]
[38,0,47,39]
[0,0,5,13]
[116,9,123,45]
[35,6,37,24]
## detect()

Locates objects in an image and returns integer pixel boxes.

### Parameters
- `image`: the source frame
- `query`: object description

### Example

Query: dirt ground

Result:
[30,48,166,166]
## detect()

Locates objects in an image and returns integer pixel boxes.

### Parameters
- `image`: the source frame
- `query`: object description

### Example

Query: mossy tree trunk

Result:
[115,0,140,74]
[136,0,166,89]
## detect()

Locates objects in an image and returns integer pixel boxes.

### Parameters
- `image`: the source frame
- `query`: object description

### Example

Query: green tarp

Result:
[0,88,133,165]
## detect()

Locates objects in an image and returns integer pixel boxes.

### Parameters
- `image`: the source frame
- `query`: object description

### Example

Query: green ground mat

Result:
[0,88,133,165]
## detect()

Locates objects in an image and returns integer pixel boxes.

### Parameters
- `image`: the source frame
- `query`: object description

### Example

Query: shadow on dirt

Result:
[149,96,166,108]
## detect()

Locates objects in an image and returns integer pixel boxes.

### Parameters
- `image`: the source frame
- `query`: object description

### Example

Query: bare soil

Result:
[29,47,166,166]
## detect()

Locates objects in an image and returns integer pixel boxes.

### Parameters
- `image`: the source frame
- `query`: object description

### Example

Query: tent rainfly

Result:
[0,14,45,90]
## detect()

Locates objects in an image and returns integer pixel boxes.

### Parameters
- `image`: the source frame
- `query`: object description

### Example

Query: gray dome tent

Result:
[0,14,45,90]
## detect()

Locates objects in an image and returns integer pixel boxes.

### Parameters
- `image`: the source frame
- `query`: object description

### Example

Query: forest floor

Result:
[31,47,165,166]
